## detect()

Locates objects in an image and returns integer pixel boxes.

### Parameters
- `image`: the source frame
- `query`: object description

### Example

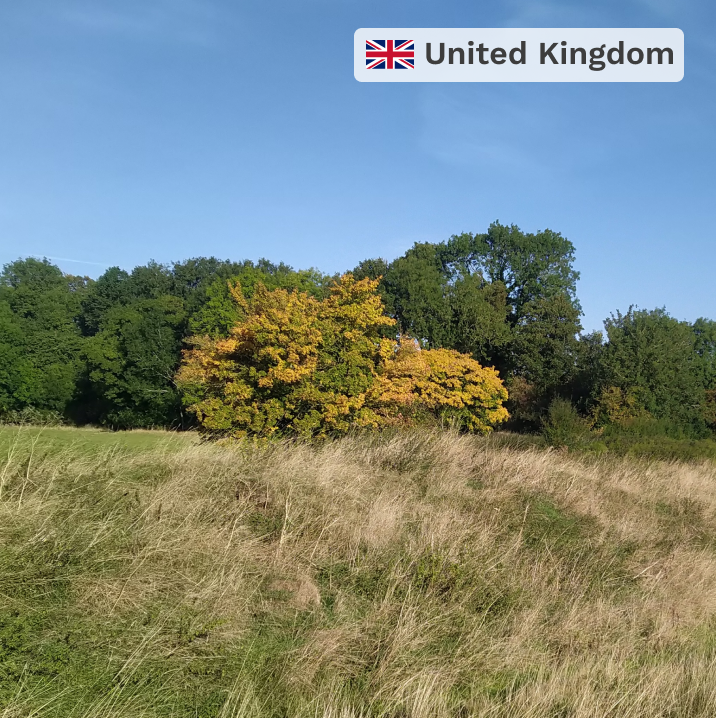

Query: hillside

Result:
[2,426,716,716]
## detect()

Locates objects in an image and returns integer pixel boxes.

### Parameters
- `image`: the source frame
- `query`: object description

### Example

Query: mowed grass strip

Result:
[1,427,716,717]
[0,424,197,456]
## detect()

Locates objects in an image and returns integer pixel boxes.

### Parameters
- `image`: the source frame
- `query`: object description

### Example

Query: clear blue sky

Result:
[0,0,714,331]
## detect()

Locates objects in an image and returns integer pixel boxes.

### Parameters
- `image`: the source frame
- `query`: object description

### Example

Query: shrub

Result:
[177,275,509,438]
[592,385,649,427]
[504,376,543,430]
[376,340,508,433]
[542,398,593,450]
[0,406,65,426]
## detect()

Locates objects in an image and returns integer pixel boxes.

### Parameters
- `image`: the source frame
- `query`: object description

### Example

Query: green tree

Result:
[351,258,390,282]
[79,261,175,336]
[694,318,716,391]
[127,260,174,300]
[379,222,580,357]
[448,275,511,367]
[572,330,605,413]
[188,277,243,338]
[693,318,716,431]
[189,262,333,338]
[595,307,706,436]
[444,222,580,319]
[382,243,453,348]
[79,266,132,335]
[0,303,35,412]
[512,293,582,394]
[169,257,248,315]
[0,258,87,415]
[376,223,582,421]
[76,257,334,426]
[81,296,187,428]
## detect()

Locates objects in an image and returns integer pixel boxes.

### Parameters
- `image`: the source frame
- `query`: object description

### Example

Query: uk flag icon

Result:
[365,40,415,69]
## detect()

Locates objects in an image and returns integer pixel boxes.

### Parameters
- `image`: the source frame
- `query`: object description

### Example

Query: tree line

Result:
[1,221,714,442]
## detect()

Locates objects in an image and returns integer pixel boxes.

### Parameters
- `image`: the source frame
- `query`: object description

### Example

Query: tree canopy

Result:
[592,308,708,437]
[177,275,508,438]
[0,225,713,442]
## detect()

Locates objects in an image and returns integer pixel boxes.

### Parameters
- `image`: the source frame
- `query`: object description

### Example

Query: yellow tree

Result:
[177,274,508,438]
[376,340,509,433]
[177,275,394,437]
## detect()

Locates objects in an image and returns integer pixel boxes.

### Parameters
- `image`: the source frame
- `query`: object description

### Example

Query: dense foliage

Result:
[1,221,714,444]
[176,275,508,437]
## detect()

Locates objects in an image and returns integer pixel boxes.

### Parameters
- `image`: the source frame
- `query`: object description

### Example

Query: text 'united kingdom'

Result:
[354,28,684,83]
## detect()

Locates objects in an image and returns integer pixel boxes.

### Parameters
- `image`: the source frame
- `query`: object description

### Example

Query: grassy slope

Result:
[1,427,716,717]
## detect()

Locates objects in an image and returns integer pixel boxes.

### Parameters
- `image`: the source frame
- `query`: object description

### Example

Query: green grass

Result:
[600,432,716,461]
[2,427,716,716]
[0,424,197,455]
[0,428,229,717]
[538,404,716,462]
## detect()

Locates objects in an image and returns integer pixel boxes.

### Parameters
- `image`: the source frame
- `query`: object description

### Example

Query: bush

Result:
[540,401,716,462]
[542,399,593,450]
[377,340,509,433]
[0,406,65,426]
[177,275,509,438]
[599,421,716,461]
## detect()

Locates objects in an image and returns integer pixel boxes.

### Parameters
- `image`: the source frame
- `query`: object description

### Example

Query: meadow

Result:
[2,425,716,717]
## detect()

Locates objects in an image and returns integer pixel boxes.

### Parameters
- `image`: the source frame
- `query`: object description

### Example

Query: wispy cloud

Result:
[415,82,662,178]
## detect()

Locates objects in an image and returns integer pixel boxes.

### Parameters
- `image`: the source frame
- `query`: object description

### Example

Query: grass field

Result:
[0,425,197,455]
[2,426,716,717]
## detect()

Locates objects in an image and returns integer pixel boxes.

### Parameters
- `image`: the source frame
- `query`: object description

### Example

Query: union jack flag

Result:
[365,40,415,70]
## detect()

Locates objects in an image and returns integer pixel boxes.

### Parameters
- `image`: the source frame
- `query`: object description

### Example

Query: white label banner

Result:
[355,29,684,82]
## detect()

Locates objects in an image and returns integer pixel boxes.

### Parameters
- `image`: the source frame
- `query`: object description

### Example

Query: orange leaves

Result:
[177,274,508,438]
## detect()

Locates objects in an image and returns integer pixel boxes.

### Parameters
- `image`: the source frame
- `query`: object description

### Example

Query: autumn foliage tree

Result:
[176,274,508,438]
[377,341,508,432]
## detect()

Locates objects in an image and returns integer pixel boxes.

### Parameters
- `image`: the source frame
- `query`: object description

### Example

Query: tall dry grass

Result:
[1,427,716,716]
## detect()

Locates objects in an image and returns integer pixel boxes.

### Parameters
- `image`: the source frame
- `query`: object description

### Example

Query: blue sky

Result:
[0,0,714,331]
